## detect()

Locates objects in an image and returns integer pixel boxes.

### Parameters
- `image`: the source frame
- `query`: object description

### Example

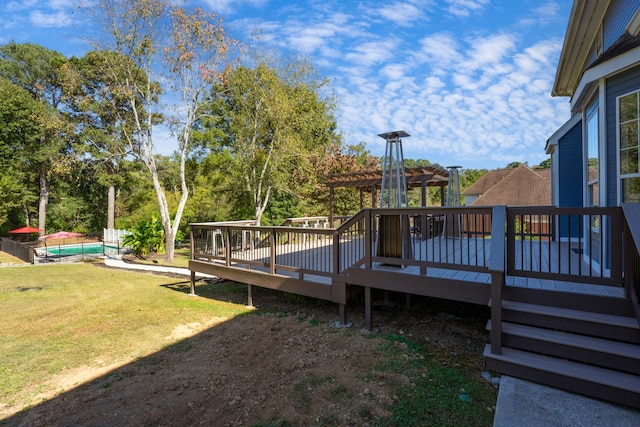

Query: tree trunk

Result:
[107,185,115,230]
[38,167,49,235]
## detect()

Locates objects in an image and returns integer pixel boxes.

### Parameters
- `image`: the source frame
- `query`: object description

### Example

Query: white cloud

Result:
[416,33,462,67]
[345,38,400,67]
[200,0,268,16]
[6,0,39,12]
[47,0,76,8]
[29,10,73,28]
[377,2,424,27]
[445,0,490,17]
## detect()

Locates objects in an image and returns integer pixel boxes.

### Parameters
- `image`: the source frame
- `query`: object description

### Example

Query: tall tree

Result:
[62,50,145,229]
[0,42,72,234]
[93,0,235,261]
[0,77,42,229]
[208,58,339,226]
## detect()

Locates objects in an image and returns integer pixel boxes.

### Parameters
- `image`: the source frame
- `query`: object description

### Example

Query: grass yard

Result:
[0,262,497,426]
[0,263,250,410]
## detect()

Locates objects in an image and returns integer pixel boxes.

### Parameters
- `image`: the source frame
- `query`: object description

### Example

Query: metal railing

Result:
[506,207,623,286]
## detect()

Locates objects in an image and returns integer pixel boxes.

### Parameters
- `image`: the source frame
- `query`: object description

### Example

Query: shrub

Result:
[122,214,165,256]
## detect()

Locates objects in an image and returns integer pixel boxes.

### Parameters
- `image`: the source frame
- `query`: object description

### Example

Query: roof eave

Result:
[552,0,611,97]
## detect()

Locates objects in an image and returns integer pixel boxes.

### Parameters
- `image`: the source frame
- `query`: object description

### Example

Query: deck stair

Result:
[484,290,640,409]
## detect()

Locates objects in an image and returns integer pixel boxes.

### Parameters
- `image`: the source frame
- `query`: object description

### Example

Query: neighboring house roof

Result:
[462,169,513,196]
[465,166,551,206]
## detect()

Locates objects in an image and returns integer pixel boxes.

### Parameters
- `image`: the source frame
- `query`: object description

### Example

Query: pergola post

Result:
[329,186,335,227]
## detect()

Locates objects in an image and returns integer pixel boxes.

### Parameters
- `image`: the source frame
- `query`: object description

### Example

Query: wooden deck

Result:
[192,235,625,298]
[189,206,640,409]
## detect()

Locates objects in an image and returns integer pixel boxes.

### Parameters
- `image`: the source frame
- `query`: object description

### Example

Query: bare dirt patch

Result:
[2,282,495,426]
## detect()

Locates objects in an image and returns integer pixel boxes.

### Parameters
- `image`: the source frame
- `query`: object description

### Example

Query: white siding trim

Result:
[572,47,640,111]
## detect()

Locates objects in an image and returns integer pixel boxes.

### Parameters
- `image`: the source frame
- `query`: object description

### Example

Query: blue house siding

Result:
[605,64,640,206]
[603,0,640,50]
[558,120,583,238]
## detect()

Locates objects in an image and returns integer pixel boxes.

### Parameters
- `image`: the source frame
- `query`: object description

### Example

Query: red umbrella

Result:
[9,226,42,234]
[42,231,84,239]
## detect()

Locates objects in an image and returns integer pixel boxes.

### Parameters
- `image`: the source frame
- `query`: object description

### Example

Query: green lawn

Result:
[0,263,496,425]
[0,263,250,407]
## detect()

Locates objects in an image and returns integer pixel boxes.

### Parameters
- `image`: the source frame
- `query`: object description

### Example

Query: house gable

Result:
[461,169,513,198]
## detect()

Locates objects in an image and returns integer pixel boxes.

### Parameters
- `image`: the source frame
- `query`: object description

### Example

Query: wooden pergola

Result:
[325,166,449,226]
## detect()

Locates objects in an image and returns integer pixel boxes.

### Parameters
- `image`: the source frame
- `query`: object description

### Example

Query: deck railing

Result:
[361,207,494,273]
[506,207,623,286]
[191,207,495,279]
[622,204,640,322]
[190,206,637,296]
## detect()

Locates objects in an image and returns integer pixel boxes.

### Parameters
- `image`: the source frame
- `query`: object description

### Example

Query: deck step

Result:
[500,300,640,343]
[483,344,640,409]
[503,286,633,316]
[487,320,640,375]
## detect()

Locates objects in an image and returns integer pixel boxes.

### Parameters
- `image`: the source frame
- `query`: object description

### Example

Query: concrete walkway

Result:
[493,376,640,427]
[103,257,216,278]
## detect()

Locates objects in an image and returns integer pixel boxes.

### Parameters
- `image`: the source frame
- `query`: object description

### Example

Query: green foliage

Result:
[206,53,341,225]
[0,77,41,228]
[0,42,77,232]
[536,157,551,169]
[122,214,165,255]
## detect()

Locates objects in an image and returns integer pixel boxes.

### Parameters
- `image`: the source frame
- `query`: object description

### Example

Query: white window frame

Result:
[585,98,600,232]
[616,89,640,204]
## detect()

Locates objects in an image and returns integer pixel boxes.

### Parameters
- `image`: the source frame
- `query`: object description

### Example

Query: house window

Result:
[619,91,640,203]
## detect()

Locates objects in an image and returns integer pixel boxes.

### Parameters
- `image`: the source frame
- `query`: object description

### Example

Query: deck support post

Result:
[339,303,347,325]
[490,271,504,355]
[247,284,253,307]
[489,206,507,355]
[365,286,372,331]
[189,270,196,296]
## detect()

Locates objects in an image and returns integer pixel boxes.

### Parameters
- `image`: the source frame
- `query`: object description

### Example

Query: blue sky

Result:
[1,0,574,170]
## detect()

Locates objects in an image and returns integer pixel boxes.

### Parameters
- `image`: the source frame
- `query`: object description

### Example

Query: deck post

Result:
[225,227,231,267]
[247,284,253,307]
[270,229,276,275]
[364,209,372,269]
[365,286,372,331]
[490,271,504,354]
[189,270,196,296]
[489,206,506,355]
[339,303,347,325]
[189,226,197,296]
